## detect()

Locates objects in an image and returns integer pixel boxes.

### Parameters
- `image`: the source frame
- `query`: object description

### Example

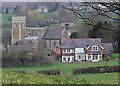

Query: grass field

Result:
[2,72,119,84]
[2,59,118,74]
[2,59,119,84]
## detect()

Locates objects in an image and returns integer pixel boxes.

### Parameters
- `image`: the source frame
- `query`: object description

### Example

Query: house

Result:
[59,38,113,62]
[42,28,68,51]
[102,43,113,57]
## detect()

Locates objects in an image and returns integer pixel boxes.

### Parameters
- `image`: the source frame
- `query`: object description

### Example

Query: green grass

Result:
[112,53,120,59]
[2,59,118,74]
[2,72,119,84]
[2,59,119,84]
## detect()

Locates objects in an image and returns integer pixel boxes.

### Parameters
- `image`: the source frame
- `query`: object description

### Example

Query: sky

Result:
[0,0,119,2]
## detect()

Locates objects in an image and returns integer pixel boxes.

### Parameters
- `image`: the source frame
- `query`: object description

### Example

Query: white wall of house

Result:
[75,48,84,53]
[75,48,85,61]
[75,54,85,61]
[62,56,74,62]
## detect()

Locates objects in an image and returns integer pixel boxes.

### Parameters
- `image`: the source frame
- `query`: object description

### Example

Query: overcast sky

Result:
[1,0,119,2]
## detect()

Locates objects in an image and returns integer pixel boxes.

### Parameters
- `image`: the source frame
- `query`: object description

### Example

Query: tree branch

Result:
[56,2,120,31]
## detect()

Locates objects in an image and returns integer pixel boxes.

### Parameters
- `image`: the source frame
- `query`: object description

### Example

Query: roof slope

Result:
[60,38,102,49]
[8,44,33,53]
[42,28,64,39]
[74,38,101,48]
[102,43,113,54]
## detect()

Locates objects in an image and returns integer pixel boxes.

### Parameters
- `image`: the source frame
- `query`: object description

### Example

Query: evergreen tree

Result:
[88,21,103,38]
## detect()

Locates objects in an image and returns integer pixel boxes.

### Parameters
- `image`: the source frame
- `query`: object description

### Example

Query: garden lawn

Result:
[2,59,118,74]
[2,72,119,84]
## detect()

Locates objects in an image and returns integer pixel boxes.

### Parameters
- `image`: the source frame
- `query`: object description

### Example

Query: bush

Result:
[73,67,101,75]
[2,51,54,67]
[38,69,60,75]
[112,53,120,59]
[73,65,120,75]
[104,56,111,61]
[14,71,28,74]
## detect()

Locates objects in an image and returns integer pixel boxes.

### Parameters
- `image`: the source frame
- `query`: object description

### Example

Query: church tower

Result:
[12,16,26,44]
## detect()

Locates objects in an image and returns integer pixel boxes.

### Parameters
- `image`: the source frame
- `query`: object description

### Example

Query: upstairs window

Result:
[92,45,99,51]
[67,49,70,53]
[63,49,66,53]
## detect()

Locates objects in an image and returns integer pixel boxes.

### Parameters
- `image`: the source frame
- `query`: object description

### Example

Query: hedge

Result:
[38,69,60,75]
[73,65,120,75]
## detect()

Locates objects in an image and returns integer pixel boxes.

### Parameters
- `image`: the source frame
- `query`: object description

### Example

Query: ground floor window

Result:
[99,54,102,60]
[62,56,74,62]
[88,54,91,60]
[63,57,66,61]
[93,54,98,60]
[68,57,70,61]
[78,55,81,59]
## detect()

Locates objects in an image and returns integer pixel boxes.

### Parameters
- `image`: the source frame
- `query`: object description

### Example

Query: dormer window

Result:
[92,45,99,51]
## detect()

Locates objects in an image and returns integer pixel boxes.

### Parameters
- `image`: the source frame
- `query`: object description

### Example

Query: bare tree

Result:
[56,1,120,52]
[56,1,120,31]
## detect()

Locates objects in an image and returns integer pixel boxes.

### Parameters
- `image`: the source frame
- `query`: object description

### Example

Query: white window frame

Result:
[93,54,98,60]
[62,56,74,62]
[78,55,81,59]
[88,54,91,60]
[63,49,74,53]
[99,54,102,60]
[63,49,66,53]
[92,45,99,51]
[67,49,70,53]
[62,57,66,62]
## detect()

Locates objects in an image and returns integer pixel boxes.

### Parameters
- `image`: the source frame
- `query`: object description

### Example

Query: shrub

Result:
[14,71,28,74]
[73,65,120,75]
[112,53,120,59]
[104,56,111,61]
[2,51,54,67]
[38,69,60,75]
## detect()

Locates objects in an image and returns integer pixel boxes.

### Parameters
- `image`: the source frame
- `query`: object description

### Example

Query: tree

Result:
[70,32,78,39]
[88,21,103,38]
[5,7,9,14]
[57,1,120,52]
[26,10,44,26]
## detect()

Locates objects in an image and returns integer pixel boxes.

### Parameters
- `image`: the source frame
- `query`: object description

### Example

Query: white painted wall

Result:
[75,48,84,53]
[75,54,85,61]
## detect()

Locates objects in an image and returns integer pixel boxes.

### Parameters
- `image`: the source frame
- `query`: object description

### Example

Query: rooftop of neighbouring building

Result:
[42,28,65,40]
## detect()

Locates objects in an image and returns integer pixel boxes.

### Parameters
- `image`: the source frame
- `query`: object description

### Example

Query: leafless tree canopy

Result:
[56,1,120,31]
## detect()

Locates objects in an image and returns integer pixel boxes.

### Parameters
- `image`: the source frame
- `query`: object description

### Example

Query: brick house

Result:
[59,38,113,62]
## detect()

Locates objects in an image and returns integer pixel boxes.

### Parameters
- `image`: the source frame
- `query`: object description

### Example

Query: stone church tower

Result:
[12,16,26,44]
